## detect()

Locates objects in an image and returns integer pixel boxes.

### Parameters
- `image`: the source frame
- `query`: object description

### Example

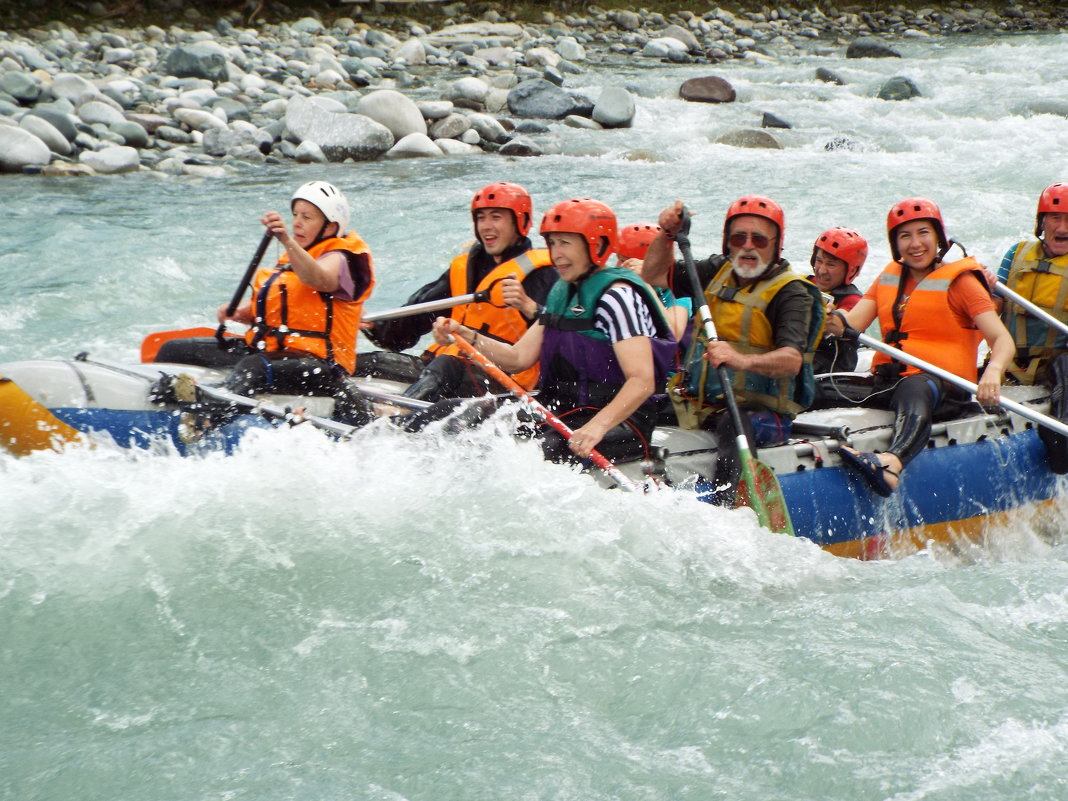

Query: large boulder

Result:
[19,115,72,155]
[592,87,635,129]
[355,89,427,139]
[846,38,902,58]
[284,94,393,162]
[507,79,590,119]
[163,41,231,82]
[680,76,736,104]
[0,127,51,171]
[877,76,921,101]
[659,24,700,51]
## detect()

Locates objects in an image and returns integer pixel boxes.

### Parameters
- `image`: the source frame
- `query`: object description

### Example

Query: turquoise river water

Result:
[3,31,1068,801]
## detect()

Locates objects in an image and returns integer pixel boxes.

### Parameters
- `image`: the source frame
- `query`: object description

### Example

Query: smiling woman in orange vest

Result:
[153,181,376,437]
[824,197,1015,496]
[363,182,556,402]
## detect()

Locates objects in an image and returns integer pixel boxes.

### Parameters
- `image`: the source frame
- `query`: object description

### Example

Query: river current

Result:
[3,31,1068,801]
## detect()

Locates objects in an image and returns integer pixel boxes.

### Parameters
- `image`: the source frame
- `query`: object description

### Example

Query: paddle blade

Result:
[735,457,795,536]
[140,327,227,363]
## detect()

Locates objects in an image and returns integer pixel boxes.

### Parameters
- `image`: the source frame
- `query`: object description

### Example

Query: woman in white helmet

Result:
[154,181,376,436]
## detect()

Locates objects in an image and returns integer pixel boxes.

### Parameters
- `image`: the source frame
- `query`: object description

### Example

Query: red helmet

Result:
[811,227,868,283]
[540,198,618,267]
[617,223,661,262]
[1036,182,1068,236]
[886,196,948,260]
[471,181,533,236]
[722,195,785,258]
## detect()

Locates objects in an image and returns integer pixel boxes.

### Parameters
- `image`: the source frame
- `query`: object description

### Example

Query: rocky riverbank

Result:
[1,1,1066,176]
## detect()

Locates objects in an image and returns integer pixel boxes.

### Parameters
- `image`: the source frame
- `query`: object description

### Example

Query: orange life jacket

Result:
[245,232,374,374]
[871,257,986,382]
[426,246,552,389]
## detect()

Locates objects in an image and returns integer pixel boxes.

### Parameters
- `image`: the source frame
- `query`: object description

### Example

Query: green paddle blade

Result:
[735,456,795,536]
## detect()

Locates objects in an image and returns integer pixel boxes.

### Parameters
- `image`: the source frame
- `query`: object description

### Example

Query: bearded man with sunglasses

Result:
[643,196,825,504]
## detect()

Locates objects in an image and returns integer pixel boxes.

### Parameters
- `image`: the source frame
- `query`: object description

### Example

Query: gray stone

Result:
[556,36,586,62]
[19,115,71,155]
[761,112,792,129]
[643,38,689,58]
[715,129,781,149]
[40,162,96,177]
[542,67,564,87]
[292,17,324,34]
[846,38,902,58]
[524,47,561,69]
[124,112,171,133]
[355,89,427,139]
[156,124,194,143]
[514,120,549,134]
[51,73,101,106]
[659,24,700,51]
[444,76,490,105]
[78,99,126,127]
[210,98,251,123]
[680,76,736,103]
[878,76,921,101]
[284,94,394,161]
[436,138,481,155]
[815,67,845,85]
[27,108,78,142]
[394,38,427,65]
[0,71,40,104]
[508,79,586,119]
[564,115,602,130]
[418,101,454,120]
[592,86,635,128]
[824,134,861,152]
[80,145,140,174]
[294,140,327,163]
[429,113,472,140]
[614,10,641,30]
[163,41,230,82]
[385,133,441,159]
[465,112,508,143]
[109,119,149,148]
[174,107,227,132]
[498,136,543,157]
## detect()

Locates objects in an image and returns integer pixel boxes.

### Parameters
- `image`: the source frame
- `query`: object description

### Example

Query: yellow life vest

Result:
[1004,239,1068,384]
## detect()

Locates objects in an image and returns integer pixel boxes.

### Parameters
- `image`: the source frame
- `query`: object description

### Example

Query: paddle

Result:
[673,207,795,535]
[847,329,1068,438]
[139,231,273,363]
[217,230,273,345]
[994,282,1068,339]
[193,382,360,438]
[449,335,641,492]
[363,290,489,323]
[143,289,505,363]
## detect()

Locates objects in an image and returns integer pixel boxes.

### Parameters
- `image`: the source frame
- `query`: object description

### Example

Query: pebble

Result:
[0,3,1061,176]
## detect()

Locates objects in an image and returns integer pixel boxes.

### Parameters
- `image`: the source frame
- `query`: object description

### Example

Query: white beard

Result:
[731,250,771,280]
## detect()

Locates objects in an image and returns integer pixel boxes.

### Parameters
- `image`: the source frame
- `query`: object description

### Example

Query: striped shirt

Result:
[594,283,658,343]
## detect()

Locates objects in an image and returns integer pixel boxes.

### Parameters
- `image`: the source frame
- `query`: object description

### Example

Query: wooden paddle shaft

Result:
[449,335,639,491]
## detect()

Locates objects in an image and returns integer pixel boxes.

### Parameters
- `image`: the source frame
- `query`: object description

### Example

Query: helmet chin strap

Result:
[308,220,336,249]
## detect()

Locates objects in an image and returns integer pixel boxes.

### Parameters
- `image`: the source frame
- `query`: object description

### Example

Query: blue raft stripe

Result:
[781,429,1060,549]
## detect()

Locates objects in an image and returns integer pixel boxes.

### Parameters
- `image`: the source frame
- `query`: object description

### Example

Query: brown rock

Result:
[680,76,736,104]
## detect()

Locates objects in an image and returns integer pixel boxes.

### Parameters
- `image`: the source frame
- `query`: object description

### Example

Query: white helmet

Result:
[291,180,350,236]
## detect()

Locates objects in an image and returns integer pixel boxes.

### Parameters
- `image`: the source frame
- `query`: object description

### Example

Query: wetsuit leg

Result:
[402,354,491,402]
[884,374,941,467]
[154,337,249,368]
[1039,352,1068,474]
